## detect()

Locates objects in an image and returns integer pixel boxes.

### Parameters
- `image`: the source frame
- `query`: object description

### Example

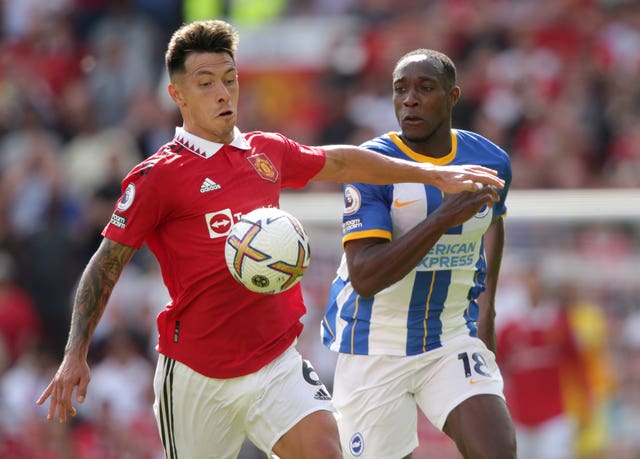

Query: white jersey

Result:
[321,130,511,356]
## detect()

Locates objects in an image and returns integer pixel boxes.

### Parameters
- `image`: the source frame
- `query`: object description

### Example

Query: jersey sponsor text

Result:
[110,213,127,229]
[343,218,363,232]
[418,241,477,269]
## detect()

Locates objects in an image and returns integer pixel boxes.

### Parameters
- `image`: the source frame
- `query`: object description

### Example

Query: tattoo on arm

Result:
[66,239,136,354]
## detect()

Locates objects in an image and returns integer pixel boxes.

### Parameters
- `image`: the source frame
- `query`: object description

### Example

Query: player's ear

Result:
[168,83,185,107]
[449,86,461,107]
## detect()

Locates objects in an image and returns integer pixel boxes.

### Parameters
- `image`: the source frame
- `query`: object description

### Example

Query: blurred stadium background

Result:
[0,0,639,458]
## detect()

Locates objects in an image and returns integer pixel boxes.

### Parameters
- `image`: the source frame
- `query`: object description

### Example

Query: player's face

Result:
[392,56,458,148]
[169,52,239,144]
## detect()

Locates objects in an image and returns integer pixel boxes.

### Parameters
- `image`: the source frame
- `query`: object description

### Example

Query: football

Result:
[224,207,311,294]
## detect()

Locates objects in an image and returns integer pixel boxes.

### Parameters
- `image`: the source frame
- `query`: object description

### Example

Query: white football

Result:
[224,207,311,294]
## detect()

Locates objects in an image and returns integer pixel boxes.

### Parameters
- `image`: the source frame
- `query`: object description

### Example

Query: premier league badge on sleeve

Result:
[344,185,361,216]
[117,183,136,211]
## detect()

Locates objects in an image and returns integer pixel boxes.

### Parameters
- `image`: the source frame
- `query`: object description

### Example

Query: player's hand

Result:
[430,164,504,194]
[36,355,90,423]
[434,185,500,228]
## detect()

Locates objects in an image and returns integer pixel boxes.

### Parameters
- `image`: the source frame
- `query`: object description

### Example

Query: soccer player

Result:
[497,271,595,459]
[36,22,504,459]
[321,49,517,458]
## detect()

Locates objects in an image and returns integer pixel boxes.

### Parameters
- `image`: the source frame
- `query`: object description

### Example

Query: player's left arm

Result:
[313,145,504,193]
[477,215,505,354]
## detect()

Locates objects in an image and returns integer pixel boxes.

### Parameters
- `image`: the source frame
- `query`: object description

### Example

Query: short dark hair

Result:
[395,49,457,90]
[165,20,240,78]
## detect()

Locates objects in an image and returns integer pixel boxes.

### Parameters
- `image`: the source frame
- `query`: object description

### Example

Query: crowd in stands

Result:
[0,0,639,457]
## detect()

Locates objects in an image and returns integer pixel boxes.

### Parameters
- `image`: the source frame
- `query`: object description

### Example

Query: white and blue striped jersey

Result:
[321,129,512,356]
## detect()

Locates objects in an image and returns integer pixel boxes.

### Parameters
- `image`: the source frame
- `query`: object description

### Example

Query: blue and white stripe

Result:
[322,129,511,356]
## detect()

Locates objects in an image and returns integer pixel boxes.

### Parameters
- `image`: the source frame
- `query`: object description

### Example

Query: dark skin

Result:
[345,55,516,459]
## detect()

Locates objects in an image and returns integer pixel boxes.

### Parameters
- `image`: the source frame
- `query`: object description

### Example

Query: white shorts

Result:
[152,343,335,458]
[515,414,577,459]
[332,335,505,459]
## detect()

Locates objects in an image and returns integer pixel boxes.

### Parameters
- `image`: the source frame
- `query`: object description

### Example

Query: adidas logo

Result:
[314,388,332,401]
[200,178,221,193]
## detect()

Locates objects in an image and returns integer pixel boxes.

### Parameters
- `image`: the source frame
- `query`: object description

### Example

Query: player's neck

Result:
[399,129,452,159]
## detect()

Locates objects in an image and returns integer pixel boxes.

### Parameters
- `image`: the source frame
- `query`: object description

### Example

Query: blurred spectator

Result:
[1,0,72,42]
[606,310,640,456]
[497,265,591,459]
[122,88,177,157]
[133,0,182,43]
[77,326,162,458]
[0,251,41,372]
[73,179,122,264]
[60,125,142,201]
[561,285,616,459]
[314,74,360,146]
[0,128,79,358]
[0,4,86,136]
[0,343,69,459]
[84,0,163,128]
[0,128,75,235]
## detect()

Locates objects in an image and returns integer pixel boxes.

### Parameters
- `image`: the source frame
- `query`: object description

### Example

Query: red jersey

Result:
[102,127,325,378]
[497,302,582,426]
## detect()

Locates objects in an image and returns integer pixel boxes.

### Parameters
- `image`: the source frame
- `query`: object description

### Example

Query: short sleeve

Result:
[102,164,166,249]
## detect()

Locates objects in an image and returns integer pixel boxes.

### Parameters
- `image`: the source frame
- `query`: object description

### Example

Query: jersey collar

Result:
[174,126,251,158]
[388,130,457,165]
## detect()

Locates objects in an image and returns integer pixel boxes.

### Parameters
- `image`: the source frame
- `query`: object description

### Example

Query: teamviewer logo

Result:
[204,209,234,238]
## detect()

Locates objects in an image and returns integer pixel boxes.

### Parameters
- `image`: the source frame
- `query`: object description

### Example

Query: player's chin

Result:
[211,119,236,140]
[400,126,431,144]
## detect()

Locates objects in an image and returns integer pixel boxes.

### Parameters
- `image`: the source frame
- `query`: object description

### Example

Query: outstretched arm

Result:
[312,145,504,192]
[36,238,137,423]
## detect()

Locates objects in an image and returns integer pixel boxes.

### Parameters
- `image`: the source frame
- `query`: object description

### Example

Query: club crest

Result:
[247,153,279,183]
